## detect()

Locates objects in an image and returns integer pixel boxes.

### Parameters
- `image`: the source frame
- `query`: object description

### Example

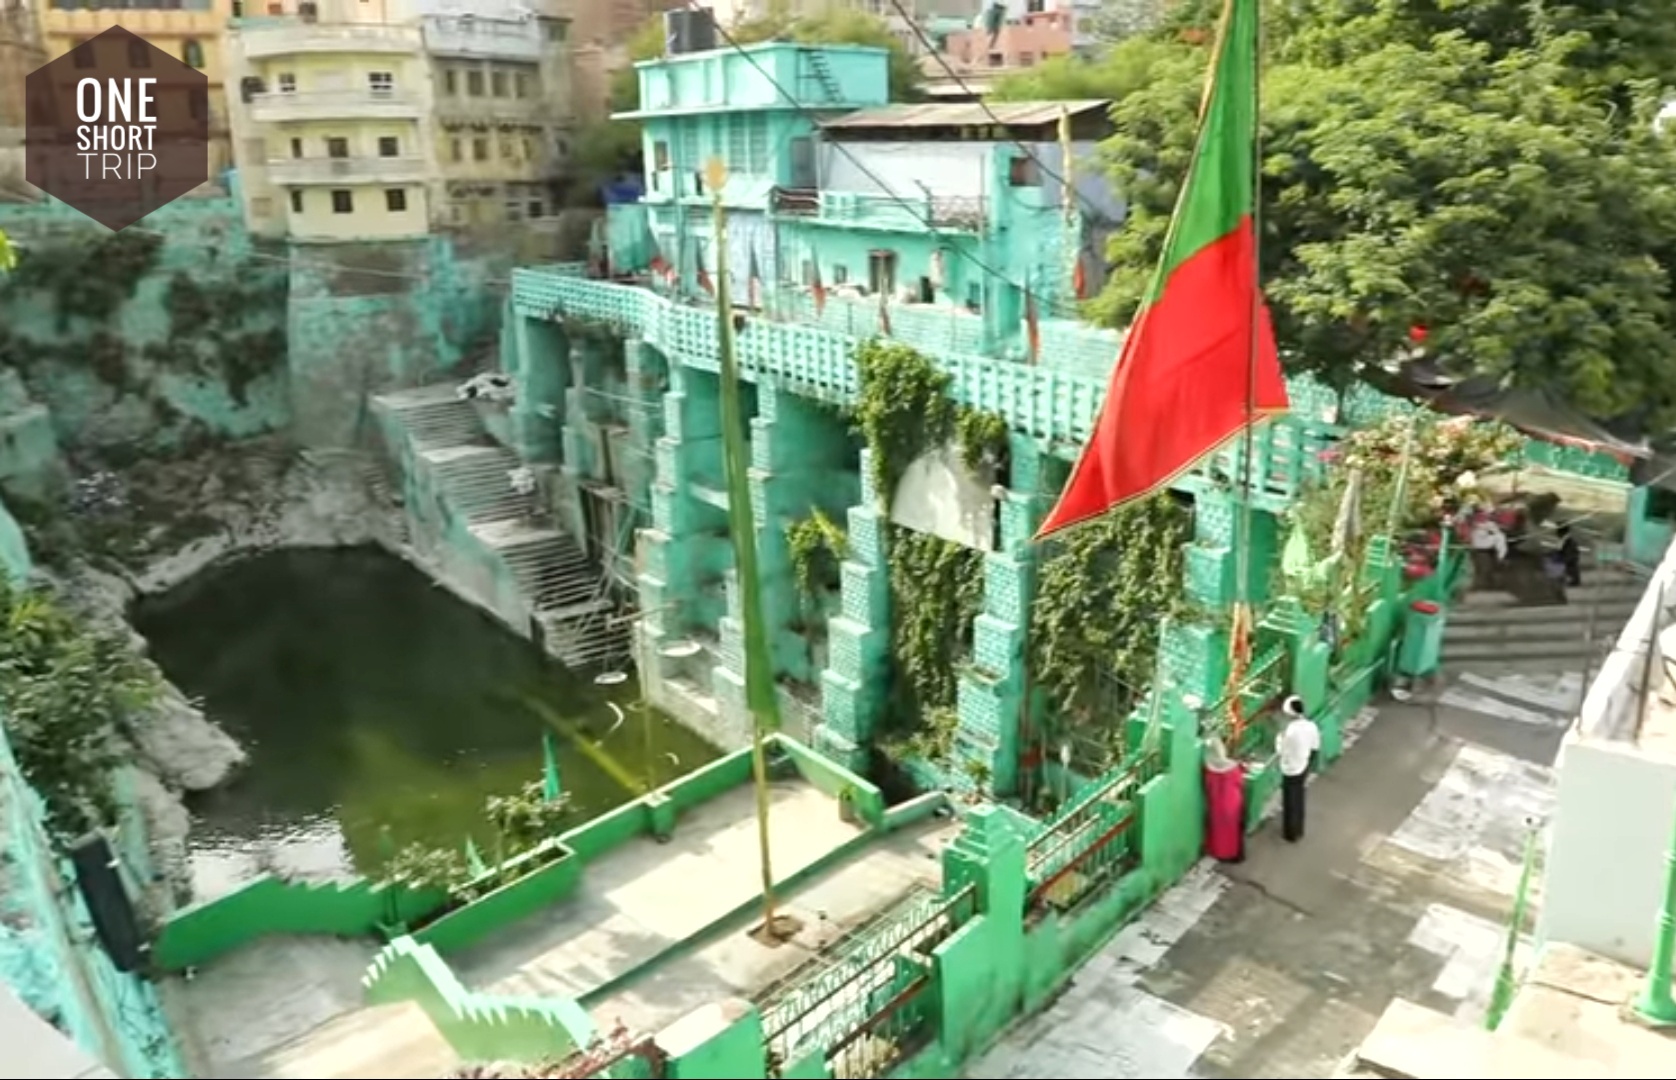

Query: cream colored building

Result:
[32,0,235,179]
[421,2,574,228]
[225,0,573,243]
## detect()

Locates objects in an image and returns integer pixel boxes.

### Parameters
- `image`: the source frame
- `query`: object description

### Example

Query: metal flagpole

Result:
[705,157,786,937]
[1227,0,1263,749]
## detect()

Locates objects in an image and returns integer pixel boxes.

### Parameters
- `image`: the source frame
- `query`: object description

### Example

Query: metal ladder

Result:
[801,48,843,104]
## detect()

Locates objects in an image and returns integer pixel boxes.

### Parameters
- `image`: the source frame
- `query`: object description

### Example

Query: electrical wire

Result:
[683,0,1082,319]
[884,0,1114,227]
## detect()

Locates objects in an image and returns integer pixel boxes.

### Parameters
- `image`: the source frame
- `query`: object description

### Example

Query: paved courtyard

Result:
[965,667,1573,1079]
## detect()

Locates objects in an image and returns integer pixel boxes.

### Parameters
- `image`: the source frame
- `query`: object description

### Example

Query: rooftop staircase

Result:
[373,384,630,671]
[1441,562,1647,674]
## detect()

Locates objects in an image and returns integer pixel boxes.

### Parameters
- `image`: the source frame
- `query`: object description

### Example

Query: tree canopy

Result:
[995,0,1676,426]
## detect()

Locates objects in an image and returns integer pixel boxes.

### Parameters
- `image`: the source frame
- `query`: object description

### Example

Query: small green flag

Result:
[542,731,563,802]
[464,835,488,878]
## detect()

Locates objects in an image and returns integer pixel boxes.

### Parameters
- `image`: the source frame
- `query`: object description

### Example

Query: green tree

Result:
[0,582,161,841]
[994,4,1676,423]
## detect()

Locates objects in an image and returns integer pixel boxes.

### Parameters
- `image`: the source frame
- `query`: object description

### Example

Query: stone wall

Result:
[0,198,290,460]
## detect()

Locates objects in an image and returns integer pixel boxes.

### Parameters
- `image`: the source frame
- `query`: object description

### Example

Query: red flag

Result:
[1072,257,1088,301]
[811,257,827,317]
[696,262,714,296]
[1025,288,1041,363]
[748,246,762,309]
[1037,0,1287,540]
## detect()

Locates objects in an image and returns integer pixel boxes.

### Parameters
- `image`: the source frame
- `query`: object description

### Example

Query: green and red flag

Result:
[1036,0,1288,540]
[748,245,762,309]
[810,252,827,317]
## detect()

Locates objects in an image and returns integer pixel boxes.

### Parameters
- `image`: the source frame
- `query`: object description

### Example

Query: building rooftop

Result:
[820,99,1109,130]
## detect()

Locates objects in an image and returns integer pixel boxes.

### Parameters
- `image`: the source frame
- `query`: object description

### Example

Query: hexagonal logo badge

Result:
[24,26,209,231]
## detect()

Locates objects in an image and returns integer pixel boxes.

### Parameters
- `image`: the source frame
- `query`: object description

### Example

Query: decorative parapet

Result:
[363,935,594,1064]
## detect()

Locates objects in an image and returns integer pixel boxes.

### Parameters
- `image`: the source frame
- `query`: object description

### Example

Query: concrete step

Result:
[375,385,488,450]
[537,604,630,669]
[1455,582,1645,612]
[1442,635,1610,665]
[1448,598,1639,626]
[1444,617,1626,645]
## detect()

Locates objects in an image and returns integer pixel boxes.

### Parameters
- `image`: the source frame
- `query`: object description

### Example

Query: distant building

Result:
[225,0,574,243]
[0,0,43,193]
[31,0,234,181]
[941,3,1073,72]
[557,0,683,124]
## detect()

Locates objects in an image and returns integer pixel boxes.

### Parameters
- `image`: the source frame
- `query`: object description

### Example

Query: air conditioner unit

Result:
[299,1,318,23]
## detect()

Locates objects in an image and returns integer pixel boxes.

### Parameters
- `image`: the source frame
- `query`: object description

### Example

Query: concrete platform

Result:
[249,1001,457,1079]
[163,936,386,1079]
[449,781,887,1011]
[589,814,959,1034]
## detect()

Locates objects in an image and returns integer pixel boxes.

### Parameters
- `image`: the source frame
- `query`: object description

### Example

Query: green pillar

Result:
[1634,792,1676,1025]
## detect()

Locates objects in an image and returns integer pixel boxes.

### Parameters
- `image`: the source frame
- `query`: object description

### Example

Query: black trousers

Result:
[1281,772,1307,842]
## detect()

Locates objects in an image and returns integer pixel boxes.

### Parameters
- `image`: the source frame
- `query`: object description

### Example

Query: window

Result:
[832,265,849,285]
[378,136,399,157]
[1017,51,1035,66]
[182,39,205,69]
[514,72,531,98]
[385,188,407,212]
[472,138,488,161]
[543,19,565,42]
[521,138,532,161]
[504,199,524,221]
[277,72,296,93]
[127,38,150,67]
[867,250,897,295]
[450,138,462,162]
[555,137,569,157]
[498,137,514,160]
[491,71,507,97]
[290,137,303,158]
[1008,155,1041,186]
[444,69,457,95]
[289,189,303,213]
[368,71,393,96]
[72,40,94,69]
[987,51,1003,67]
[326,137,349,158]
[467,69,484,96]
[330,189,353,213]
[653,140,670,170]
[527,199,542,219]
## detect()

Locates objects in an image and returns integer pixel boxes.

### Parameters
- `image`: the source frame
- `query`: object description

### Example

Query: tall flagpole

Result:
[1228,0,1263,748]
[705,157,785,937]
[1059,103,1077,300]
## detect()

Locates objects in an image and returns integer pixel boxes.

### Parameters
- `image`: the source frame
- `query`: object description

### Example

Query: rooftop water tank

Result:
[664,8,718,56]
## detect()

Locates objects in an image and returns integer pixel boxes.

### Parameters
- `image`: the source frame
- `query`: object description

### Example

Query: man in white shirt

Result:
[1276,695,1321,843]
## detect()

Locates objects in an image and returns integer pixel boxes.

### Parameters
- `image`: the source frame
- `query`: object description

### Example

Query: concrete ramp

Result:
[250,1001,457,1079]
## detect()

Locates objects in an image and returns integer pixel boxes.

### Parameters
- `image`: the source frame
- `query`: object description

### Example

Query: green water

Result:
[133,547,718,897]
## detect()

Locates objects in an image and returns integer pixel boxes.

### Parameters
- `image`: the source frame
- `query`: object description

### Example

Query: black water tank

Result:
[664,8,718,56]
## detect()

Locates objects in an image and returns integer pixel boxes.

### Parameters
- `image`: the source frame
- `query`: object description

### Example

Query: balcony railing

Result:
[236,21,420,60]
[248,89,423,123]
[265,155,428,186]
[769,186,989,231]
[422,16,543,62]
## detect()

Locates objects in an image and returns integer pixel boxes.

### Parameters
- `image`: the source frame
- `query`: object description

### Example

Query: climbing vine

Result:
[852,340,1008,499]
[883,525,986,761]
[786,509,848,600]
[1029,494,1191,741]
[0,581,163,842]
[485,780,572,855]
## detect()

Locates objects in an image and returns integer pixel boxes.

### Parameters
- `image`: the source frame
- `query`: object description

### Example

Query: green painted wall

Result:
[0,494,27,586]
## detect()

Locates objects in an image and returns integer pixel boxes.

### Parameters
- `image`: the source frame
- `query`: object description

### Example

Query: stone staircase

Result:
[1441,563,1648,673]
[373,384,630,670]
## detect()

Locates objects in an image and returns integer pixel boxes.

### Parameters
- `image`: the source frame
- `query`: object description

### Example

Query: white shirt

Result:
[1470,520,1507,560]
[1277,717,1320,777]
